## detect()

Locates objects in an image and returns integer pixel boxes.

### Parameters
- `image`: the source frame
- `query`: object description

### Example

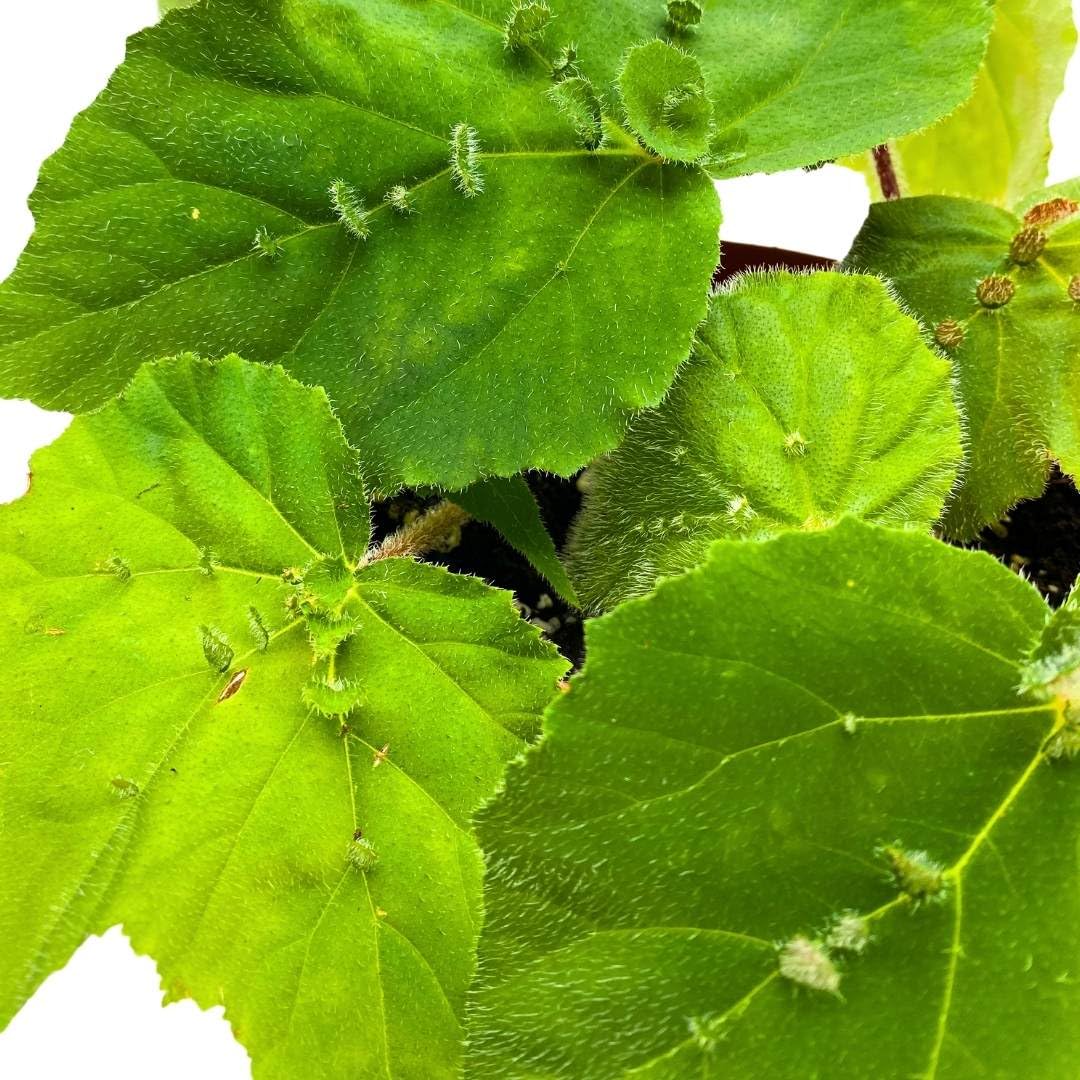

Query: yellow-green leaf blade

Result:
[0,355,567,1079]
[847,0,1077,204]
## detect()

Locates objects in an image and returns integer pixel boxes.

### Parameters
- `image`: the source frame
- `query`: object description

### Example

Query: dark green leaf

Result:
[470,520,1079,1078]
[844,180,1080,536]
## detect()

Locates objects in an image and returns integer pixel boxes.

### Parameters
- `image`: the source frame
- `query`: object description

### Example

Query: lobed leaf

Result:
[0,0,720,493]
[0,355,567,1079]
[846,0,1077,205]
[844,180,1080,537]
[566,271,963,611]
[470,520,1080,1078]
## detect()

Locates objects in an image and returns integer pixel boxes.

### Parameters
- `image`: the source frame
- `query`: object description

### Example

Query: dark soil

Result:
[371,243,1079,669]
[966,469,1080,608]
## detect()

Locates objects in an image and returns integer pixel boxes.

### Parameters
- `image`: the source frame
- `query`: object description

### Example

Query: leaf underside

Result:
[844,180,1080,538]
[0,355,567,1080]
[470,520,1080,1078]
[567,271,963,611]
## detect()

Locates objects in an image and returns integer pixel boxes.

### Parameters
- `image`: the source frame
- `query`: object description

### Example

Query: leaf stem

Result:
[362,500,471,564]
[872,144,901,201]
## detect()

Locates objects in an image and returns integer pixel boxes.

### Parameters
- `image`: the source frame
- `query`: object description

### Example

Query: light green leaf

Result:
[846,0,1077,205]
[844,180,1080,537]
[469,520,1079,1078]
[0,0,720,492]
[566,272,963,611]
[451,475,580,607]
[550,0,994,176]
[0,355,567,1079]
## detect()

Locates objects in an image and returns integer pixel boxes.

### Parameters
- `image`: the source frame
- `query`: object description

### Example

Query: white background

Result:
[1,3,1078,1076]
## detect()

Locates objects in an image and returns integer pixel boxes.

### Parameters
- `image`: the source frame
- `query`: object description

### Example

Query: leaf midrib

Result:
[4,149,648,360]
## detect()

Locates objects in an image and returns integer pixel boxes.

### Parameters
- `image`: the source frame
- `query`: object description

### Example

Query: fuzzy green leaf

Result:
[847,0,1077,205]
[844,180,1080,537]
[567,272,963,611]
[551,0,994,176]
[0,355,567,1079]
[617,41,713,164]
[451,475,579,607]
[0,0,720,492]
[470,520,1079,1078]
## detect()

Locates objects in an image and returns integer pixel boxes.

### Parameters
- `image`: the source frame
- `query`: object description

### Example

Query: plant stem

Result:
[362,500,471,564]
[872,144,901,201]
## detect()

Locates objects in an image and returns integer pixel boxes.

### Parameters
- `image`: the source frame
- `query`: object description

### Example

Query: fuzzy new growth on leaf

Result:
[200,624,234,673]
[976,274,1016,308]
[882,844,946,903]
[347,834,379,873]
[385,185,416,215]
[197,546,217,576]
[777,936,841,995]
[551,42,579,82]
[666,0,703,31]
[725,494,755,530]
[328,179,372,240]
[307,612,362,660]
[1023,197,1079,226]
[503,1,552,51]
[449,123,484,198]
[252,225,285,260]
[302,673,364,718]
[826,911,870,954]
[783,430,808,457]
[99,554,131,582]
[246,606,269,651]
[547,76,605,150]
[1010,226,1048,265]
[934,318,966,349]
[1047,719,1080,760]
[617,40,714,164]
